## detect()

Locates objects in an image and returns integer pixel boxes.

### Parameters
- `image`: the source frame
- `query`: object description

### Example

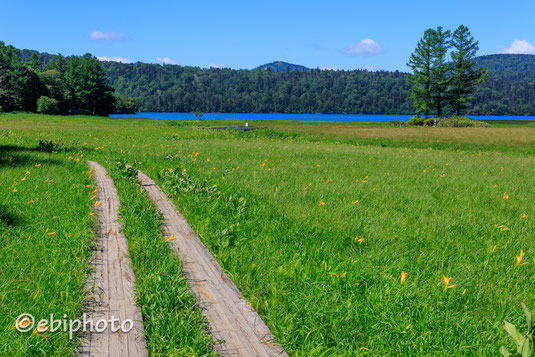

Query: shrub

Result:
[36,139,61,152]
[408,115,424,126]
[405,116,491,128]
[391,120,407,127]
[435,117,491,128]
[36,96,59,114]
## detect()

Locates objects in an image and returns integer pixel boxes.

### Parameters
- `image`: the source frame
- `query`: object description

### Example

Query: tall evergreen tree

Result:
[430,26,451,117]
[407,29,436,119]
[448,25,489,116]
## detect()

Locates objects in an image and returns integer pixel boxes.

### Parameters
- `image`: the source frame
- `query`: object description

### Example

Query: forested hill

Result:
[101,56,535,115]
[255,61,309,72]
[474,54,535,74]
[16,47,535,115]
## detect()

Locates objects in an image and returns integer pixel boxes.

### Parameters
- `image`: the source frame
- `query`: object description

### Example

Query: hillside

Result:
[255,61,309,72]
[474,54,535,74]
[12,46,535,116]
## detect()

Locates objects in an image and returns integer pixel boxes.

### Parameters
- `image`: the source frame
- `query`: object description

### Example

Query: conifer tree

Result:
[448,25,489,116]
[407,29,436,119]
[430,26,451,117]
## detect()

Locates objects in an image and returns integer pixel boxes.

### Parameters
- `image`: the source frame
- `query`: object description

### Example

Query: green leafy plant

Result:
[501,303,534,357]
[36,138,61,152]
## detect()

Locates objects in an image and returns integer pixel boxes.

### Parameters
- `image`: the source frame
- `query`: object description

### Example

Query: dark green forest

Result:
[14,46,535,116]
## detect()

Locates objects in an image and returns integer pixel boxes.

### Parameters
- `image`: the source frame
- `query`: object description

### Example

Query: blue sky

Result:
[1,0,534,71]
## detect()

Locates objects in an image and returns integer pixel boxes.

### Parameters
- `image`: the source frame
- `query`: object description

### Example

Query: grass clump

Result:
[407,115,491,127]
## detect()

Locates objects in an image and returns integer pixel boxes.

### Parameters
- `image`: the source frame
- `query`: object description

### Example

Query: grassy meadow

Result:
[1,113,535,356]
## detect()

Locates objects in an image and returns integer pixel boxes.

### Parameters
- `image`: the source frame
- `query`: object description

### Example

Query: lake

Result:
[110,112,535,121]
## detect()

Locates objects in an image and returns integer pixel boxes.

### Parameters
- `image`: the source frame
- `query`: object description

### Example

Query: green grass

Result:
[1,113,535,355]
[0,134,94,355]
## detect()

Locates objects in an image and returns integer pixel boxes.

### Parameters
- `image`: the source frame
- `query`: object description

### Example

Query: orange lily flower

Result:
[352,200,359,205]
[521,213,528,219]
[516,250,528,266]
[167,234,176,242]
[503,193,510,199]
[318,201,325,206]
[443,276,456,290]
[94,201,102,207]
[400,271,409,285]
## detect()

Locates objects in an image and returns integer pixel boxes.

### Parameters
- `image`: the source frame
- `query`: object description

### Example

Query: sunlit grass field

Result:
[1,113,534,355]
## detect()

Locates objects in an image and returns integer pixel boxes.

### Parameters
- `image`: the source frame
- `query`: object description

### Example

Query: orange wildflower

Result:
[503,193,510,199]
[352,200,359,205]
[167,234,176,242]
[443,276,456,290]
[516,250,528,266]
[94,201,102,207]
[521,213,528,219]
[318,201,325,206]
[400,271,409,285]
[35,164,41,167]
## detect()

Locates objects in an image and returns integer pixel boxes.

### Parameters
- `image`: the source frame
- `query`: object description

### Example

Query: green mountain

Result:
[474,54,535,74]
[255,61,309,72]
[12,45,535,116]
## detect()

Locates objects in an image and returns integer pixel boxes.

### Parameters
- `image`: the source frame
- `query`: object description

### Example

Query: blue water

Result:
[111,112,535,121]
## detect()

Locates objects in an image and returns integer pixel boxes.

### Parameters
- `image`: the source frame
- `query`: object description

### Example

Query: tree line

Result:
[101,55,535,116]
[4,40,535,117]
[407,25,489,118]
[0,41,132,116]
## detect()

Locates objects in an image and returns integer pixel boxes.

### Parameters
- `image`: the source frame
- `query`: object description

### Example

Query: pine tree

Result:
[430,26,451,118]
[407,29,436,119]
[448,25,489,116]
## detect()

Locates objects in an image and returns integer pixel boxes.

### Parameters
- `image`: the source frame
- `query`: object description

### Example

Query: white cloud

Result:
[97,56,132,64]
[500,40,535,54]
[89,31,127,41]
[208,63,226,69]
[156,57,179,65]
[344,38,383,56]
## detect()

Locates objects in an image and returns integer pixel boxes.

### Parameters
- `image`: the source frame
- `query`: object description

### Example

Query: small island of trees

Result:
[407,25,489,121]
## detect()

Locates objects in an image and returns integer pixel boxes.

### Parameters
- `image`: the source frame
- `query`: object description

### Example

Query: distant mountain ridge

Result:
[255,61,309,72]
[17,47,535,75]
[12,44,535,115]
[474,54,535,74]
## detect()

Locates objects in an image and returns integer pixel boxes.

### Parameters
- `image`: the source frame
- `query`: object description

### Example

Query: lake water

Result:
[110,112,535,121]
